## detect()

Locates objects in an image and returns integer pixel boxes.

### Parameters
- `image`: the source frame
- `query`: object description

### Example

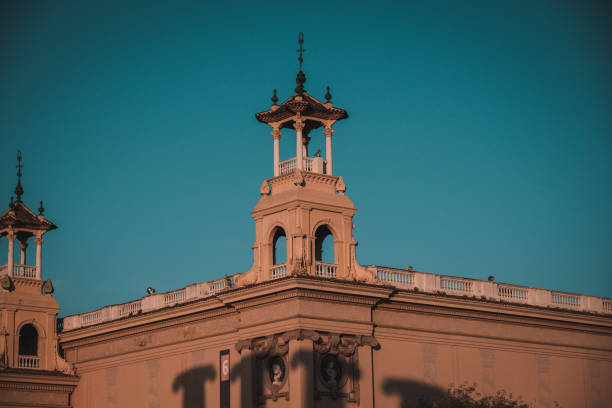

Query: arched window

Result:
[273,228,286,265]
[315,225,334,263]
[19,324,38,356]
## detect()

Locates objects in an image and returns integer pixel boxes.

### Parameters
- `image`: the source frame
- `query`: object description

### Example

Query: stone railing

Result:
[278,156,327,176]
[62,276,238,331]
[120,301,142,317]
[369,265,612,315]
[271,263,287,279]
[18,355,40,369]
[315,262,337,278]
[61,264,612,332]
[0,264,38,278]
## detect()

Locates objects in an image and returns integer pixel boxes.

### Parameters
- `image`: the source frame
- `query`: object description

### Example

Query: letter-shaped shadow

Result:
[382,378,445,408]
[173,365,216,408]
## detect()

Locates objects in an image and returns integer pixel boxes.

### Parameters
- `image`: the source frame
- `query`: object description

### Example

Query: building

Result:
[2,36,611,408]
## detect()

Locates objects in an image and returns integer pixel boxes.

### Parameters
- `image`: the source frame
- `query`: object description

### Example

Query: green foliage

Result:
[418,383,532,408]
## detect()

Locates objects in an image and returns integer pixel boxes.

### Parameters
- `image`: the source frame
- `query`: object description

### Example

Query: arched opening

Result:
[19,324,38,356]
[315,225,334,264]
[272,228,286,265]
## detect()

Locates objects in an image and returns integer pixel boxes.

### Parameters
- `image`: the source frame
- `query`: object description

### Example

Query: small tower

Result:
[0,152,73,375]
[240,34,373,284]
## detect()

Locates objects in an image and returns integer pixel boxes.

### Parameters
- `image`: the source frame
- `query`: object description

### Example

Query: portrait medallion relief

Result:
[319,354,346,389]
[267,355,286,388]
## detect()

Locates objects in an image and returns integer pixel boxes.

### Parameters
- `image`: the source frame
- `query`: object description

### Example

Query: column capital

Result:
[35,236,44,245]
[6,230,16,240]
[19,242,28,250]
[323,127,334,137]
[271,128,282,139]
[293,120,305,131]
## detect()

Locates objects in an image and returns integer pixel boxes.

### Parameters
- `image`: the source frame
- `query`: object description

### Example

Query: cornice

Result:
[384,292,612,333]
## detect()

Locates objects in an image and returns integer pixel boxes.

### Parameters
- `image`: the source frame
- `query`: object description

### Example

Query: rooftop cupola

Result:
[238,34,374,286]
[0,152,57,281]
[255,32,348,177]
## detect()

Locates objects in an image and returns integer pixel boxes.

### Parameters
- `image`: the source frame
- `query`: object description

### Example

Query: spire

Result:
[14,151,24,202]
[295,32,306,95]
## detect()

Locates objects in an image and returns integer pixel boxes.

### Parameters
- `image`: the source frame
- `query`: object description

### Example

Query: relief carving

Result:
[236,330,378,405]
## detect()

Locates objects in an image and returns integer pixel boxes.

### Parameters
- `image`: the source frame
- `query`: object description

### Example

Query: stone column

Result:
[294,120,305,170]
[7,231,15,277]
[35,235,44,280]
[288,338,313,408]
[19,241,27,265]
[324,126,334,175]
[272,128,282,177]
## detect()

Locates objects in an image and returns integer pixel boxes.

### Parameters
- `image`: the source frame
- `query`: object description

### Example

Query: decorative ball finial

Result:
[39,200,45,215]
[271,89,278,105]
[325,86,332,102]
[294,32,307,95]
[14,150,24,203]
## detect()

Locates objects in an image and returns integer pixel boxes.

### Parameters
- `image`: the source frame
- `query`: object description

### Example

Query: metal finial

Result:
[271,89,278,105]
[325,86,332,102]
[39,200,45,215]
[294,33,307,95]
[14,151,24,202]
[9,196,14,208]
[297,32,305,70]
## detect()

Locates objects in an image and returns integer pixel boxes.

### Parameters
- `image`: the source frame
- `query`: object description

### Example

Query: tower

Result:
[240,34,373,285]
[0,152,73,376]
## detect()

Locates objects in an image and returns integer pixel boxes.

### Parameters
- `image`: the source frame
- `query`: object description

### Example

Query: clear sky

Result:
[1,1,611,316]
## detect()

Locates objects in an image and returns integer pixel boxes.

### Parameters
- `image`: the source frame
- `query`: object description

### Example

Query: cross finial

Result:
[14,151,24,202]
[294,33,307,95]
[297,32,305,70]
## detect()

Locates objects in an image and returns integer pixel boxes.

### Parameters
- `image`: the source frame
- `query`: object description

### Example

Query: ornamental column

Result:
[35,235,44,280]
[294,119,305,170]
[272,128,282,177]
[323,125,334,175]
[7,230,15,277]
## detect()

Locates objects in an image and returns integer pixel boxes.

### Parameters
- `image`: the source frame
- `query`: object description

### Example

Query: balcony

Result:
[18,355,40,369]
[0,264,38,279]
[279,156,327,176]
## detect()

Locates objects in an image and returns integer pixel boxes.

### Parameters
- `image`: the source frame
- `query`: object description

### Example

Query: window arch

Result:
[272,228,287,265]
[19,324,38,356]
[315,225,334,263]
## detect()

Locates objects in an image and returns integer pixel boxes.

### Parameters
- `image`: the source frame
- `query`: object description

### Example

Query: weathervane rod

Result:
[15,150,24,202]
[297,32,305,70]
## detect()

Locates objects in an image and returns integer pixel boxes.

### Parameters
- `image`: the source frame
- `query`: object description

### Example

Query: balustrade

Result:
[315,262,337,278]
[551,292,580,308]
[376,268,414,287]
[498,285,528,301]
[164,289,186,306]
[81,311,103,326]
[440,277,473,293]
[0,264,37,278]
[278,157,327,176]
[271,263,287,279]
[18,355,40,369]
[120,301,142,317]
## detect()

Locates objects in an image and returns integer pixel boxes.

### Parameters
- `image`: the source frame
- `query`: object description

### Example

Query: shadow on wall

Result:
[172,365,216,408]
[382,378,445,408]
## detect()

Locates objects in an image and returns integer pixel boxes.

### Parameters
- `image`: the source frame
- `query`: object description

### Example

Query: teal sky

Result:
[1,1,611,316]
